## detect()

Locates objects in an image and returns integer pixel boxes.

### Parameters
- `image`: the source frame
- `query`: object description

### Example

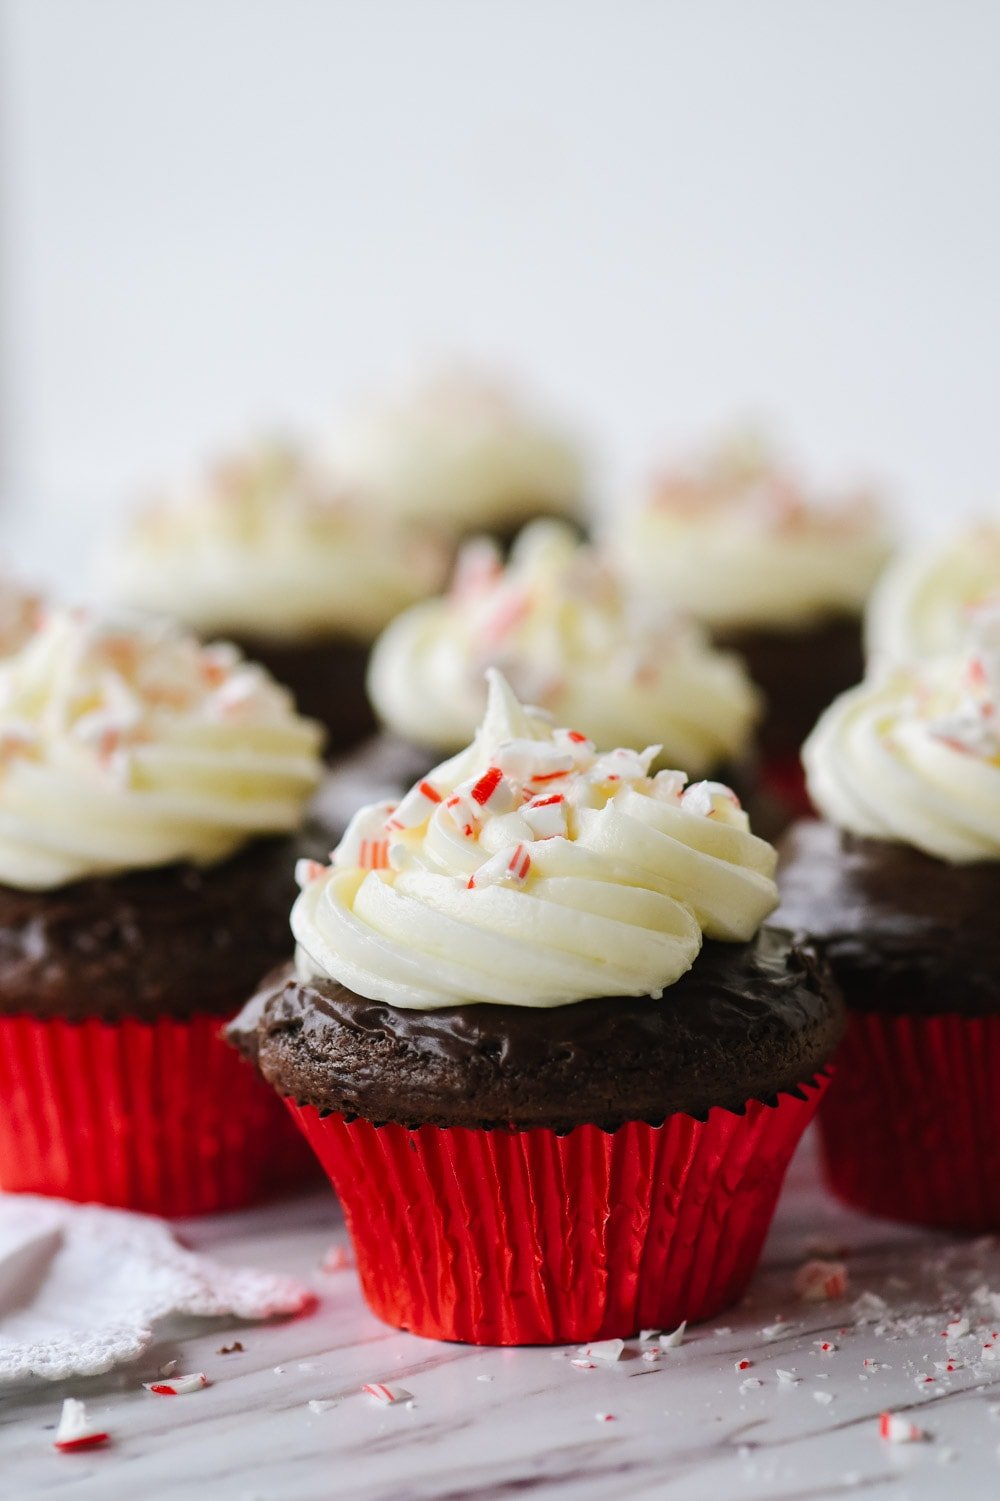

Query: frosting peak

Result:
[367,521,760,770]
[866,520,1000,663]
[804,610,1000,862]
[613,434,891,628]
[105,437,450,640]
[292,672,778,1010]
[0,610,324,889]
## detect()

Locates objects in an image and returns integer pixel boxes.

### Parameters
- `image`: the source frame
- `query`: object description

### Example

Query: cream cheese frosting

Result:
[804,607,1000,862]
[0,576,44,661]
[612,435,891,629]
[0,610,324,889]
[367,521,761,772]
[866,521,1000,663]
[104,439,451,641]
[292,671,779,1009]
[322,370,584,532]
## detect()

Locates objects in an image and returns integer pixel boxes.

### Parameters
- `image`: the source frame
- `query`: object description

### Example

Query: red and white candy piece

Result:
[879,1411,925,1443]
[444,792,480,840]
[295,857,328,888]
[362,1382,413,1406]
[468,766,517,814]
[496,738,575,786]
[143,1373,209,1396]
[336,801,396,871]
[468,843,532,891]
[583,1338,625,1364]
[385,780,443,830]
[450,537,503,600]
[53,1398,109,1454]
[521,792,567,840]
[681,779,740,818]
[553,726,594,755]
[794,1259,849,1302]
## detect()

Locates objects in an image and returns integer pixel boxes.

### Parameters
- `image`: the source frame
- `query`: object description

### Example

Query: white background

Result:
[2,0,999,582]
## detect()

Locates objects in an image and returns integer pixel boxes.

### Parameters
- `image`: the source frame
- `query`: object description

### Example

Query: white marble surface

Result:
[2,1132,1000,1501]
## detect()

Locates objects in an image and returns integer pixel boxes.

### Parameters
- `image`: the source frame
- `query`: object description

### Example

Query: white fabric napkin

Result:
[0,1195,310,1383]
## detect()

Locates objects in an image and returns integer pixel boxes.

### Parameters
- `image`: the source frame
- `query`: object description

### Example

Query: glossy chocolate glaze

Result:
[228,632,374,754]
[0,827,325,1023]
[714,614,864,757]
[229,927,842,1131]
[775,819,1000,1015]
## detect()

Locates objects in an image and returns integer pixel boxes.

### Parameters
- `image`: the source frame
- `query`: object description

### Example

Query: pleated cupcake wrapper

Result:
[819,1010,1000,1232]
[289,1079,827,1346]
[0,1013,317,1217]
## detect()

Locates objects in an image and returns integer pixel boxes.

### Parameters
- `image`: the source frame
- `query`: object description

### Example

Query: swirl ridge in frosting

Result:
[804,607,1000,862]
[0,610,324,889]
[367,520,760,770]
[292,671,778,1009]
[866,521,1000,663]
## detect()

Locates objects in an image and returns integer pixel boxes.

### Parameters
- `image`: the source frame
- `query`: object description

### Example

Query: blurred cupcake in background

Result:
[323,369,587,548]
[0,573,44,658]
[0,609,325,1215]
[777,606,1000,1229]
[104,438,451,751]
[230,672,840,1344]
[867,518,1000,664]
[611,434,892,819]
[367,520,761,785]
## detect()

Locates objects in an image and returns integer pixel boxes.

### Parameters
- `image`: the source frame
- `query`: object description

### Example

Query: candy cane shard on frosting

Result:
[291,670,779,1011]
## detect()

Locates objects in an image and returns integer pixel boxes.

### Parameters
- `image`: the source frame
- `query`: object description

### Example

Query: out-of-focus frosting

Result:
[0,576,43,660]
[866,521,1000,663]
[322,371,584,532]
[612,435,891,629]
[292,671,778,1009]
[804,608,1000,862]
[0,610,324,889]
[367,521,760,772]
[105,440,451,641]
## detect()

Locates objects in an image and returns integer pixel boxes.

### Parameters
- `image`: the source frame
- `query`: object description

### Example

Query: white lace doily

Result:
[0,1194,311,1383]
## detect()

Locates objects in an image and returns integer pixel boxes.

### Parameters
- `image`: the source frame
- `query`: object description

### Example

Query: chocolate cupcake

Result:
[231,672,841,1344]
[0,609,325,1214]
[777,611,1000,1228]
[103,438,450,751]
[611,435,892,825]
[367,520,761,783]
[867,518,1000,664]
[322,368,587,549]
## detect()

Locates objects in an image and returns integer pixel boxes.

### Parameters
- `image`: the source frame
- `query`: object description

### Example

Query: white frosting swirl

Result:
[104,439,450,640]
[0,610,324,889]
[804,609,1000,862]
[292,671,778,1009]
[322,371,584,532]
[612,435,891,628]
[367,522,760,772]
[0,576,44,660]
[866,521,1000,663]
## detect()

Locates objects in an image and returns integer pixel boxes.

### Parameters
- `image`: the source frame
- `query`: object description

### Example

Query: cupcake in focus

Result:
[0,609,325,1214]
[867,518,1000,663]
[104,438,451,751]
[612,435,892,816]
[777,608,1000,1228]
[323,370,586,547]
[367,520,761,783]
[230,672,841,1344]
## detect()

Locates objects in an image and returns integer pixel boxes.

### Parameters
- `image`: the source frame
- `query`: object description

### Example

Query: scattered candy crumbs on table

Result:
[794,1260,849,1302]
[53,1400,109,1454]
[595,1413,616,1423]
[659,1321,687,1350]
[307,1400,337,1414]
[734,1360,753,1372]
[143,1374,209,1397]
[813,1391,834,1406]
[362,1384,413,1406]
[584,1339,625,1364]
[879,1412,925,1443]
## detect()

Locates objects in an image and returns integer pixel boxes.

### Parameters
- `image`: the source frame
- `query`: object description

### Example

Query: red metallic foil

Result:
[0,1013,317,1216]
[289,1080,827,1345]
[820,1010,1000,1231]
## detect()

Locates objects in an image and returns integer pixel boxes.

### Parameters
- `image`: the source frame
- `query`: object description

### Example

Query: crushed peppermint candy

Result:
[879,1412,925,1443]
[734,1359,753,1372]
[659,1321,687,1350]
[794,1260,849,1302]
[813,1390,834,1406]
[362,1383,413,1406]
[776,1369,799,1384]
[583,1339,625,1365]
[307,1399,337,1414]
[53,1399,109,1454]
[143,1373,209,1396]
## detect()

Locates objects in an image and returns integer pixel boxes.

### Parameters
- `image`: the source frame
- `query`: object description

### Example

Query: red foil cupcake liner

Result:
[819,1010,1000,1231]
[758,752,813,825]
[289,1080,827,1345]
[0,1013,317,1216]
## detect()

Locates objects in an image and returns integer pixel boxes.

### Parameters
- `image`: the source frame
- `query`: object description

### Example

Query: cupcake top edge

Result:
[804,605,1000,863]
[321,368,585,530]
[0,608,325,890]
[291,670,779,1011]
[103,437,452,641]
[611,432,892,629]
[367,519,761,770]
[866,518,1000,665]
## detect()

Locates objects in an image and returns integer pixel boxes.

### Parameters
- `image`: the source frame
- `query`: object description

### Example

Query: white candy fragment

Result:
[659,1321,687,1350]
[776,1369,799,1384]
[307,1399,337,1414]
[813,1390,834,1406]
[583,1338,625,1364]
[945,1317,970,1340]
[53,1398,109,1453]
[362,1382,413,1405]
[143,1372,209,1396]
[879,1411,925,1443]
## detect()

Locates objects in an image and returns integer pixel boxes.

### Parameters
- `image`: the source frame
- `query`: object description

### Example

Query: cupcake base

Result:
[819,1010,1000,1231]
[0,1013,317,1216]
[289,1081,827,1345]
